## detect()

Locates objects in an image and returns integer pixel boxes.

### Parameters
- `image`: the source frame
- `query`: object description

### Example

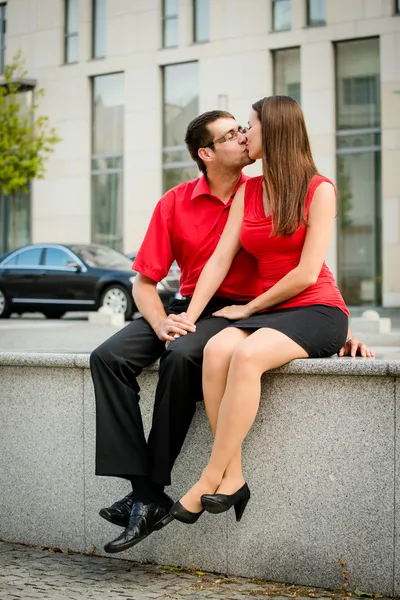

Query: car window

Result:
[1,254,18,266]
[70,244,133,270]
[45,247,73,267]
[3,248,43,266]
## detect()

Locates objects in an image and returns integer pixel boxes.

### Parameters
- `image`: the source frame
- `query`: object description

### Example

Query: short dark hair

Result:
[185,110,235,174]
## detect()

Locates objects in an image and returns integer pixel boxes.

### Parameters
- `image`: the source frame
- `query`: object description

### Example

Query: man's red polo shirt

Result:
[132,174,263,301]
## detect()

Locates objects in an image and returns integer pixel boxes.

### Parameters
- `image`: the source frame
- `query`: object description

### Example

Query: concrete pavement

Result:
[0,312,399,357]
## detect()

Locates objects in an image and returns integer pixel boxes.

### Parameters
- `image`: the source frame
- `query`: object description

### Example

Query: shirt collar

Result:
[190,173,250,202]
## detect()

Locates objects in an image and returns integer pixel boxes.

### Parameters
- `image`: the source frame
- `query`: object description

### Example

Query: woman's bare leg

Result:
[202,328,249,494]
[179,328,308,512]
[178,328,248,513]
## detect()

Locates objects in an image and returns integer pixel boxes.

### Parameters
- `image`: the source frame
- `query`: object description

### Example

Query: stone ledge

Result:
[1,351,399,593]
[0,351,399,376]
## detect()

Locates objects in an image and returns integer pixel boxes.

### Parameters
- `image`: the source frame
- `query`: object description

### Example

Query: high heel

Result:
[201,483,250,522]
[169,500,204,524]
[233,495,250,522]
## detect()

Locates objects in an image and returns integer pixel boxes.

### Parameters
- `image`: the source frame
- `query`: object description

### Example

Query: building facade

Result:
[1,0,400,306]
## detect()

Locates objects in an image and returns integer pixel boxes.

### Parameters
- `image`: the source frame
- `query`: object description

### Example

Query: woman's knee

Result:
[203,335,236,371]
[232,343,253,364]
[230,340,263,373]
[204,335,231,359]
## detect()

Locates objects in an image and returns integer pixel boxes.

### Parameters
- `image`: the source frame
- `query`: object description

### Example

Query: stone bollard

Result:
[88,306,125,327]
[349,309,391,333]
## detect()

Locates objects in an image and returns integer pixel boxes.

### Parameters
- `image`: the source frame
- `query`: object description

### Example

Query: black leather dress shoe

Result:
[99,491,135,528]
[103,495,174,554]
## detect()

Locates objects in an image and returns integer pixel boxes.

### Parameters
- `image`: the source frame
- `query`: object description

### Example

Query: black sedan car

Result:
[127,252,181,305]
[0,243,137,319]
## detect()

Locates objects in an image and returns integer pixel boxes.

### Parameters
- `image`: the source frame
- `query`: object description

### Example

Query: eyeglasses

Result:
[204,126,248,148]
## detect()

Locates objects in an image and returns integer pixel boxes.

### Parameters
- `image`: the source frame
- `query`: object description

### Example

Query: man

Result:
[90,110,370,554]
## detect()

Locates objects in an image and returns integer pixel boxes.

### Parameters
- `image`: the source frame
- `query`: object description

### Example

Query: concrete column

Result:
[79,0,91,62]
[301,41,337,275]
[380,32,400,306]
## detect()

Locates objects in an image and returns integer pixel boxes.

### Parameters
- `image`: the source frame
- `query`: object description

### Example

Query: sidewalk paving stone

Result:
[0,541,395,600]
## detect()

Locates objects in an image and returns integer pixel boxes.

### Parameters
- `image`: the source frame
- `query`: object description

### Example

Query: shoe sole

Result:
[103,512,174,554]
[99,508,129,529]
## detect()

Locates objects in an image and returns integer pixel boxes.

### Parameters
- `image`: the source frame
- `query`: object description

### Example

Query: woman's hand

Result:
[212,305,251,320]
[337,337,375,358]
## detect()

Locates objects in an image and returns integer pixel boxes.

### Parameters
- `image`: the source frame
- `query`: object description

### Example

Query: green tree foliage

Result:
[0,52,61,246]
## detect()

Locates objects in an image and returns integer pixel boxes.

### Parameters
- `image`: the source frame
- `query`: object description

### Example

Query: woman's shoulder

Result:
[247,175,263,186]
[309,174,335,191]
[304,174,336,215]
[307,174,336,201]
[243,175,263,197]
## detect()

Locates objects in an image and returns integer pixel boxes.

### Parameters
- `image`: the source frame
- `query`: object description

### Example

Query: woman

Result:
[169,96,350,524]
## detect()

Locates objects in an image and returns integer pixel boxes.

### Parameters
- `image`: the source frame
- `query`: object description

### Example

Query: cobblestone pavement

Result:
[0,541,378,600]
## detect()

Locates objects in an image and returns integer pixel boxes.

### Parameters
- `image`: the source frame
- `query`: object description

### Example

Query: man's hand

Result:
[156,312,196,342]
[338,337,375,358]
[212,304,251,320]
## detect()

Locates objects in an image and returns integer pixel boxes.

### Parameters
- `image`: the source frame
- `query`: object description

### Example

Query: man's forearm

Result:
[133,275,167,333]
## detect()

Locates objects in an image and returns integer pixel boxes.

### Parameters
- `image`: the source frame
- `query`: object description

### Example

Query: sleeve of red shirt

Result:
[132,191,175,282]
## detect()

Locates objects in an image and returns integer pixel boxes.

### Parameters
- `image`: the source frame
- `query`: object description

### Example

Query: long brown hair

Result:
[252,96,318,236]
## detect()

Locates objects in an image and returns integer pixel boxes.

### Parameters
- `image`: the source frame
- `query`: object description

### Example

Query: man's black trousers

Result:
[90,297,239,487]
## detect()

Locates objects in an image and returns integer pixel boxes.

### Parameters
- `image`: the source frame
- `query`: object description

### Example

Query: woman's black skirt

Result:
[227,304,348,358]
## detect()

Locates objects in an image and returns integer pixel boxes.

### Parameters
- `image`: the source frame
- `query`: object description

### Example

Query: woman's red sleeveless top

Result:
[240,175,349,315]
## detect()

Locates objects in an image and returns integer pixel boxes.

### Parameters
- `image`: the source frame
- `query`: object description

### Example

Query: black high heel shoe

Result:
[169,500,204,524]
[201,483,250,522]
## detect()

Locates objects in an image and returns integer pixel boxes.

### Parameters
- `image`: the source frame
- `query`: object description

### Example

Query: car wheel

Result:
[100,284,133,320]
[43,309,66,319]
[0,288,11,319]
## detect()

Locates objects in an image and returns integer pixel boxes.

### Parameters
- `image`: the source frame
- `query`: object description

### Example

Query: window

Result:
[193,0,210,43]
[4,247,43,266]
[273,48,301,104]
[17,248,42,265]
[162,62,199,192]
[307,0,326,26]
[92,0,106,58]
[91,73,124,251]
[396,0,400,14]
[1,253,17,266]
[65,0,79,63]
[163,0,178,48]
[0,90,33,254]
[343,76,378,106]
[0,3,6,75]
[0,187,31,255]
[70,244,133,269]
[336,38,381,306]
[336,40,380,130]
[44,248,72,267]
[272,0,291,31]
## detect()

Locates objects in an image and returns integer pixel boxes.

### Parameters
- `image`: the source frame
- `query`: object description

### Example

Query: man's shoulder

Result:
[170,177,199,195]
[160,177,200,205]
